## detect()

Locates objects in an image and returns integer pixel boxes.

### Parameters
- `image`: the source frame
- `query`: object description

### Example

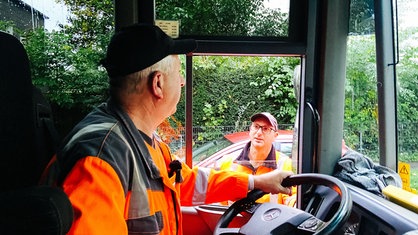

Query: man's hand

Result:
[253,170,293,195]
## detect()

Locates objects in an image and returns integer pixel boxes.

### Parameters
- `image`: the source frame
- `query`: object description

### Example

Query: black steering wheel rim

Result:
[214,173,352,235]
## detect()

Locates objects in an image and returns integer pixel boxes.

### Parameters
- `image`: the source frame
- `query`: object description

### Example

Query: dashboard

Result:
[182,181,418,235]
[306,184,418,235]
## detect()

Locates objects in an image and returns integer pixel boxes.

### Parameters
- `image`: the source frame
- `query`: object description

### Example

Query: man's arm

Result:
[62,157,128,234]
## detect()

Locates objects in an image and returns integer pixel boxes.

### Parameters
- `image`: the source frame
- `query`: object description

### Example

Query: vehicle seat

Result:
[0,31,73,234]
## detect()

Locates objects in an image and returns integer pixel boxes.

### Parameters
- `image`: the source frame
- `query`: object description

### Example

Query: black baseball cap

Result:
[101,23,197,77]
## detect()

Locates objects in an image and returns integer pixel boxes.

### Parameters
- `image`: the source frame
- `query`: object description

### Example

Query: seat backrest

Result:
[0,31,37,191]
[0,31,73,234]
[0,31,60,191]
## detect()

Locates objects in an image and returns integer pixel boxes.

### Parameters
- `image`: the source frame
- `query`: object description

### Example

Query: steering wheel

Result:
[214,173,352,235]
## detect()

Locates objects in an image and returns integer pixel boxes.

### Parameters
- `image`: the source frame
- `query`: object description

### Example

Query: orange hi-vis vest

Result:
[219,142,296,206]
[44,100,250,235]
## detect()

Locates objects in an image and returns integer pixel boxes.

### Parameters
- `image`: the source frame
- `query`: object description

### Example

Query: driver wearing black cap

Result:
[43,23,293,235]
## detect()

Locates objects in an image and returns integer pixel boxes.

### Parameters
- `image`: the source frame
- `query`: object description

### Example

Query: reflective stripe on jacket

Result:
[45,100,250,235]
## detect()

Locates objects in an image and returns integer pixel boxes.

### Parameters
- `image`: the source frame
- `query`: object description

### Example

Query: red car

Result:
[194,130,294,167]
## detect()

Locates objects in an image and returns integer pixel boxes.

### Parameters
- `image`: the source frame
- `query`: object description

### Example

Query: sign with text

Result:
[156,20,180,38]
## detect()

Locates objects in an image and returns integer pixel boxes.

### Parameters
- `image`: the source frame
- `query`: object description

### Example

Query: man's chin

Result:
[252,140,265,146]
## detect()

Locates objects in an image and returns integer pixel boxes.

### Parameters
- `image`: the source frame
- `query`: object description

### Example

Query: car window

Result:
[273,142,292,156]
[192,138,234,163]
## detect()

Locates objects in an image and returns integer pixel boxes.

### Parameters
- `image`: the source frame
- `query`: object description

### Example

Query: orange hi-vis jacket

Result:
[44,100,250,235]
[219,141,296,206]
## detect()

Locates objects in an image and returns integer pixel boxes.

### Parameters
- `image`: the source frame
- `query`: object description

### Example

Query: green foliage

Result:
[22,28,109,112]
[250,57,299,122]
[196,100,229,143]
[411,168,418,191]
[397,27,418,123]
[345,27,418,157]
[399,152,418,163]
[250,8,288,36]
[19,0,114,112]
[396,27,418,154]
[57,0,114,49]
[156,0,288,36]
[344,35,379,154]
[202,100,228,126]
[173,56,300,134]
[0,21,20,34]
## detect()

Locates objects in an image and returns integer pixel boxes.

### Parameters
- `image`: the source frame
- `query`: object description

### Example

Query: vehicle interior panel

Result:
[341,184,418,235]
[302,185,341,221]
[307,184,418,235]
[182,205,247,235]
[182,181,418,235]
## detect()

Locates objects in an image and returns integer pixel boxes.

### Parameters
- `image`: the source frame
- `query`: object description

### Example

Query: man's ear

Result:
[150,71,164,99]
[274,131,279,138]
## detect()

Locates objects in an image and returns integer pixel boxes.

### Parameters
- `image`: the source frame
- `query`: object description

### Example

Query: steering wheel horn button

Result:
[262,208,281,221]
[298,217,323,232]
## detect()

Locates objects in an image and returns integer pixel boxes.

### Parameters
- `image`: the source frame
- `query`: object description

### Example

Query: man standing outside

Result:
[43,24,293,234]
[220,112,296,206]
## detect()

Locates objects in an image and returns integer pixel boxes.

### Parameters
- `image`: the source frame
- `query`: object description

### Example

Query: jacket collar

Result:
[108,99,161,179]
[234,141,277,169]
